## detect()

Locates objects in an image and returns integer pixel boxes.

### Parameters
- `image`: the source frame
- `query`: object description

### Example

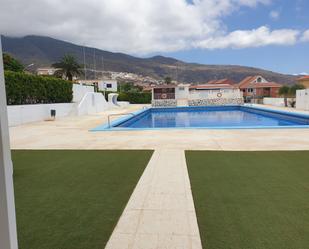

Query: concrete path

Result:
[105,149,202,249]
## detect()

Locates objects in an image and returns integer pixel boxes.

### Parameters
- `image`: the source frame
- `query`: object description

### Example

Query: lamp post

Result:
[0,38,19,249]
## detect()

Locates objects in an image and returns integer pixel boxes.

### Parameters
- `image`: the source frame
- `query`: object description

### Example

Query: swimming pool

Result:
[91,106,309,131]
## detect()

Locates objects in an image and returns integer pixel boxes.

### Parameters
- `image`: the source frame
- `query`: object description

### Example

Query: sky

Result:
[0,0,308,75]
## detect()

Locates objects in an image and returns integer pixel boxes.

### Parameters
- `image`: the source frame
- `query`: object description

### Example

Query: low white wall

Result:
[263,98,285,107]
[296,89,309,110]
[189,89,242,100]
[7,103,75,127]
[73,84,94,102]
[77,92,108,116]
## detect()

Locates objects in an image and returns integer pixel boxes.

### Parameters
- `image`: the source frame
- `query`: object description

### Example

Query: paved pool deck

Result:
[8,104,309,249]
[9,104,309,151]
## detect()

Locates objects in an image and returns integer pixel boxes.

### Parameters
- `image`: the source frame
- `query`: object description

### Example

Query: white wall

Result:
[77,92,108,116]
[189,89,242,100]
[296,89,309,110]
[72,83,94,102]
[263,98,285,107]
[7,103,75,126]
[175,85,190,99]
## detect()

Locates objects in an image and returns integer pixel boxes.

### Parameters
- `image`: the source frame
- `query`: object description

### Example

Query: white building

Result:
[77,79,118,92]
[37,67,58,76]
[98,79,118,92]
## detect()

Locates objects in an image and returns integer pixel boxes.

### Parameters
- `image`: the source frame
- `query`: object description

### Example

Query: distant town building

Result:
[297,76,309,89]
[37,67,58,76]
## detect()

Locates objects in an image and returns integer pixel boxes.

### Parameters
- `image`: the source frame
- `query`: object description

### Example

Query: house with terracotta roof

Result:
[237,75,281,102]
[297,76,309,88]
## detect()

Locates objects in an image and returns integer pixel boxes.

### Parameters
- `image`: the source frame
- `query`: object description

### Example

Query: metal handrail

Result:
[107,113,135,128]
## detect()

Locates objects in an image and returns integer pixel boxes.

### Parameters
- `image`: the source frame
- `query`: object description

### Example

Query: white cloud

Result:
[195,26,300,49]
[301,30,309,42]
[269,10,280,20]
[0,0,305,54]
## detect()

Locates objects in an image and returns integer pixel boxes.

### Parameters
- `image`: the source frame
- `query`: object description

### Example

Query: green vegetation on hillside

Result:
[186,151,309,249]
[13,150,153,249]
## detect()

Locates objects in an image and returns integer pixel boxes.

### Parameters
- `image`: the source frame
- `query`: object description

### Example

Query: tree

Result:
[279,85,290,107]
[289,84,305,97]
[119,82,143,93]
[164,76,172,84]
[3,53,24,72]
[52,54,83,81]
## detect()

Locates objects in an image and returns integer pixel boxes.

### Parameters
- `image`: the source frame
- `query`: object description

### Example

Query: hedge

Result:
[5,71,73,105]
[100,91,151,104]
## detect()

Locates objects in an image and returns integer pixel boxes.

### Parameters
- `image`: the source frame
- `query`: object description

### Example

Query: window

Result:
[247,88,254,93]
[106,83,112,88]
[178,87,185,91]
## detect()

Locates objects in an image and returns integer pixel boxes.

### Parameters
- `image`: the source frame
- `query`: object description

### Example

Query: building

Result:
[207,79,235,85]
[237,76,281,103]
[297,76,309,88]
[77,79,118,92]
[151,82,243,107]
[37,67,58,76]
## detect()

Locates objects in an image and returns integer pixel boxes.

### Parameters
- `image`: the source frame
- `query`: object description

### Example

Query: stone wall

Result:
[188,98,244,106]
[152,99,177,107]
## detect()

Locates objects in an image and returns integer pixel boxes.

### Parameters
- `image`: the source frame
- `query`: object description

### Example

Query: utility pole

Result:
[0,37,19,249]
[83,45,87,81]
[93,48,96,80]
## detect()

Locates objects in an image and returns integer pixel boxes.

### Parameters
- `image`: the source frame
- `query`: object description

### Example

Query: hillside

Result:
[1,35,297,84]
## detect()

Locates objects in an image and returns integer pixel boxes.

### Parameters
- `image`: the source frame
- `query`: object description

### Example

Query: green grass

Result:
[12,150,153,249]
[186,151,309,249]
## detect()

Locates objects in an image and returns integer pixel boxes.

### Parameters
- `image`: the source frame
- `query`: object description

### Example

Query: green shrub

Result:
[99,91,151,104]
[5,71,73,105]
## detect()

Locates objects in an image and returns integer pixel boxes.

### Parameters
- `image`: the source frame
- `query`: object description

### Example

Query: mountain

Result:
[1,35,297,84]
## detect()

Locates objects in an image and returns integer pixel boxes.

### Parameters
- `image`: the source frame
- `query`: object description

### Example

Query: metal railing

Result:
[107,113,135,128]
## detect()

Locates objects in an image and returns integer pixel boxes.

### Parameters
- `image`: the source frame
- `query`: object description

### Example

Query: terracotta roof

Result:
[298,76,309,81]
[207,79,235,85]
[246,82,282,88]
[152,84,177,89]
[237,76,258,88]
[237,76,282,89]
[190,84,236,90]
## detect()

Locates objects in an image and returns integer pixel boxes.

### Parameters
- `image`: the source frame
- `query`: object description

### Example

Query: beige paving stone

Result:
[105,149,203,249]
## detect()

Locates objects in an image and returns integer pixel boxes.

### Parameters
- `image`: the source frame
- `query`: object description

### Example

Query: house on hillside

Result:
[297,76,309,89]
[237,76,281,103]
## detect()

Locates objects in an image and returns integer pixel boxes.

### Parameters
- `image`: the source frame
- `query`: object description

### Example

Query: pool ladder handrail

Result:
[107,112,135,128]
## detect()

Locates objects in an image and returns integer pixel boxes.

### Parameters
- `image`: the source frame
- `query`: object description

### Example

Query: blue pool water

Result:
[92,106,309,130]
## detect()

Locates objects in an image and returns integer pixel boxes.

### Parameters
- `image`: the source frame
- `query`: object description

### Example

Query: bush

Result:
[100,91,151,104]
[5,71,73,105]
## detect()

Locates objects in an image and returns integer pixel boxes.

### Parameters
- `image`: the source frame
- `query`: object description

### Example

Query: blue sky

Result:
[1,0,308,75]
[163,0,309,75]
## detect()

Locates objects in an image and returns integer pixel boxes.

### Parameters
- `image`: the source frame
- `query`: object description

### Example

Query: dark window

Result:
[106,83,112,88]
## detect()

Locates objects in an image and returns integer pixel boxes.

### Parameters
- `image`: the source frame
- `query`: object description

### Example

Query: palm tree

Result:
[52,54,83,81]
[279,85,290,107]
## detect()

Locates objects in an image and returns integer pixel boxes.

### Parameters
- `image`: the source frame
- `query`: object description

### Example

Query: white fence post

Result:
[0,38,19,249]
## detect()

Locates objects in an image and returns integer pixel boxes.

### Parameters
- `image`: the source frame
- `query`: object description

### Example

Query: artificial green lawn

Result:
[186,151,309,249]
[12,150,153,249]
